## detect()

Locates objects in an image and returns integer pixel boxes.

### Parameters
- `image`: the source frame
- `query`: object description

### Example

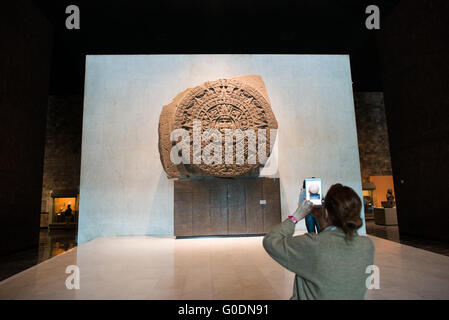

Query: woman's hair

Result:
[323,184,363,240]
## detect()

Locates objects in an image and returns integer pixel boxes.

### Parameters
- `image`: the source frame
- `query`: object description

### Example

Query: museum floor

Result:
[365,220,449,257]
[0,229,77,282]
[0,232,449,299]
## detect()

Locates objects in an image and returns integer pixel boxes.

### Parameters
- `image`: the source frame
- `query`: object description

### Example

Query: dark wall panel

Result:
[379,0,449,241]
[0,1,52,255]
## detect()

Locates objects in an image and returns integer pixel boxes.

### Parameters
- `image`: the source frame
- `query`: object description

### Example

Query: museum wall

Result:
[0,1,52,255]
[40,95,83,227]
[379,0,449,241]
[353,92,393,183]
[79,55,365,244]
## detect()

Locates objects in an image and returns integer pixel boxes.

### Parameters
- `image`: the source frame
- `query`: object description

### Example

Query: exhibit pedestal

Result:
[374,207,398,226]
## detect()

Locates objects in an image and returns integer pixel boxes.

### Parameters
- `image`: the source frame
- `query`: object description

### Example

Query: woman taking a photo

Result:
[263,183,375,300]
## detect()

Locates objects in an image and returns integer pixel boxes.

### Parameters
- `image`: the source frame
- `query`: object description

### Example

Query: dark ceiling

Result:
[33,0,400,94]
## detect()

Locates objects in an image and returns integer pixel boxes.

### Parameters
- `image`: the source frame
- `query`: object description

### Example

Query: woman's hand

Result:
[293,200,314,221]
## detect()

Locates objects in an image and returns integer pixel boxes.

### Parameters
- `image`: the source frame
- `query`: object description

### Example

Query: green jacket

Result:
[263,219,375,300]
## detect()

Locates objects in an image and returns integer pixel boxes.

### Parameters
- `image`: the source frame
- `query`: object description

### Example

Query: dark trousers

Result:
[305,214,320,233]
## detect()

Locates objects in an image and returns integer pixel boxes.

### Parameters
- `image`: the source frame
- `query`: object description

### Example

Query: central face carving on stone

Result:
[215,114,235,129]
[158,76,278,178]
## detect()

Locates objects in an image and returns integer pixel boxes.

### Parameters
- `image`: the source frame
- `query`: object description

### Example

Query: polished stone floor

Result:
[0,232,448,300]
[365,220,449,257]
[2,221,448,285]
[0,229,77,281]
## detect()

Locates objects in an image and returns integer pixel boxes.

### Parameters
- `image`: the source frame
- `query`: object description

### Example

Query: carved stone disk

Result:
[159,76,278,178]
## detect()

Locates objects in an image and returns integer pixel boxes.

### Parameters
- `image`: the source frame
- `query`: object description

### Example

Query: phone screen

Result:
[305,178,322,205]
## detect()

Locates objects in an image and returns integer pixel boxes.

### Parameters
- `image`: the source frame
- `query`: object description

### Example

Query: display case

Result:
[362,182,376,220]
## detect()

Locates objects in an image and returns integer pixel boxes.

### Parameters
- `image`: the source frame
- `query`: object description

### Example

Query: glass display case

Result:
[362,182,376,220]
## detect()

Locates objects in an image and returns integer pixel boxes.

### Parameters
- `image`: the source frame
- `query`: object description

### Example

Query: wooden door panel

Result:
[262,178,281,232]
[263,199,281,233]
[263,178,281,200]
[174,191,192,202]
[210,180,228,234]
[245,179,264,234]
[175,178,281,237]
[227,181,246,206]
[174,180,193,193]
[192,189,210,236]
[227,181,246,234]
[228,206,246,234]
[174,195,192,236]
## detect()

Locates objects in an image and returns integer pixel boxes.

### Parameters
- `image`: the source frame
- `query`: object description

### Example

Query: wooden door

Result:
[209,180,228,234]
[174,178,281,237]
[262,178,282,233]
[227,180,246,234]
[192,180,211,235]
[174,180,193,236]
[245,179,264,234]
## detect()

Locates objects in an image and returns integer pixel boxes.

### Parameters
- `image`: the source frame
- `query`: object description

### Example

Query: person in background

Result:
[64,204,73,223]
[299,180,320,233]
[64,204,72,217]
[263,183,375,300]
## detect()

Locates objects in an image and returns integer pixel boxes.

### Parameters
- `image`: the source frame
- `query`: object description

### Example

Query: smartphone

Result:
[305,177,322,206]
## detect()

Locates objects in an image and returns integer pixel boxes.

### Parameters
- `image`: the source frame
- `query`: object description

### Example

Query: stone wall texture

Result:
[40,95,83,225]
[353,92,393,183]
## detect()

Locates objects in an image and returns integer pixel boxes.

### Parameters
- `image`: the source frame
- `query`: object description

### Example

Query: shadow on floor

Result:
[0,229,77,281]
[365,220,449,257]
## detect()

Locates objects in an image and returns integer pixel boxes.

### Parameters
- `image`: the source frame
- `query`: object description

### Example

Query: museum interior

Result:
[0,0,448,300]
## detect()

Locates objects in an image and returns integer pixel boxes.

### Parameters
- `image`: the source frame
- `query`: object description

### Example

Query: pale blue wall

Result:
[79,55,364,244]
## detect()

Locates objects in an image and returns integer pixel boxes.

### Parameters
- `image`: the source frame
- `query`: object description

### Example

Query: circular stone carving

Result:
[172,78,277,177]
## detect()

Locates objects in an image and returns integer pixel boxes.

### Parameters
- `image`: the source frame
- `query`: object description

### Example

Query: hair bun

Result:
[345,218,362,230]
